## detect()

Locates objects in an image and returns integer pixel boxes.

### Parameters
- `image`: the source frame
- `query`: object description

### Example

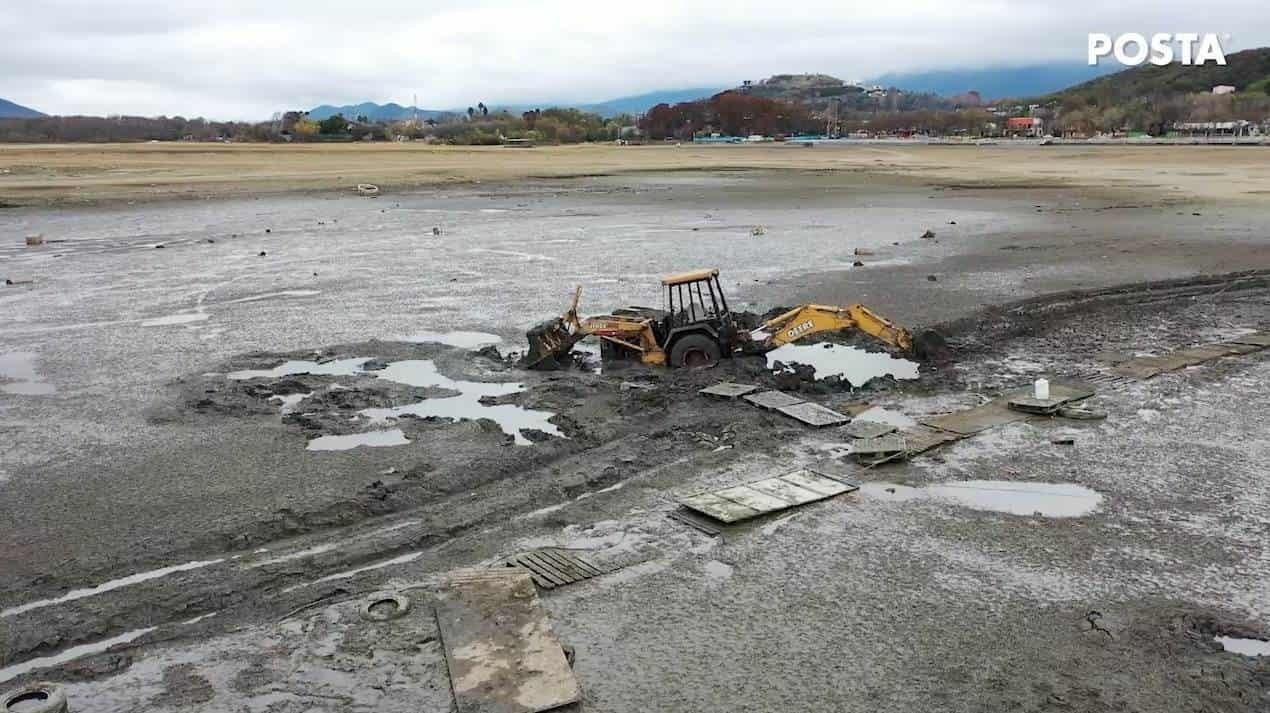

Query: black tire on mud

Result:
[2,683,68,713]
[669,334,722,369]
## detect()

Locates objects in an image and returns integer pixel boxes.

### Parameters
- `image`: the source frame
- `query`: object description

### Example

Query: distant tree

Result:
[292,119,320,138]
[467,106,475,121]
[478,102,488,117]
[356,114,369,124]
[318,113,348,135]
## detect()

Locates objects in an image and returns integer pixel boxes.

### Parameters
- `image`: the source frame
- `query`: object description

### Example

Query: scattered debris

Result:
[853,260,866,267]
[1051,435,1076,445]
[500,548,606,589]
[24,235,43,247]
[1055,406,1107,420]
[258,251,267,257]
[356,183,380,196]
[435,569,581,713]
[699,382,759,399]
[751,225,767,236]
[432,226,442,236]
[923,382,1095,435]
[1112,334,1269,379]
[920,229,936,239]
[853,248,875,256]
[620,380,656,392]
[679,469,857,524]
[154,243,165,249]
[926,274,938,282]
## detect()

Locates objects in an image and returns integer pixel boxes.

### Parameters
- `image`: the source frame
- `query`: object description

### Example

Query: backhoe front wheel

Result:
[669,334,721,369]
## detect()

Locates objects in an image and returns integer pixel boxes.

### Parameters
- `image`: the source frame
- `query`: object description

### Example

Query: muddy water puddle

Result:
[0,351,56,395]
[1215,636,1270,656]
[361,359,562,446]
[0,627,157,685]
[230,357,561,448]
[399,330,503,349]
[859,480,1103,517]
[306,429,411,451]
[766,343,919,384]
[853,406,917,428]
[1,557,226,618]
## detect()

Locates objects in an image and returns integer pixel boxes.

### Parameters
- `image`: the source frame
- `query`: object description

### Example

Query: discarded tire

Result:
[669,334,721,369]
[2,683,68,713]
[360,591,412,622]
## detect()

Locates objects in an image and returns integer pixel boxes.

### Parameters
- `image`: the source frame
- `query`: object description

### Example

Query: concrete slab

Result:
[844,420,898,439]
[852,433,908,457]
[743,390,806,410]
[899,426,963,456]
[699,382,760,399]
[776,401,851,427]
[435,569,581,713]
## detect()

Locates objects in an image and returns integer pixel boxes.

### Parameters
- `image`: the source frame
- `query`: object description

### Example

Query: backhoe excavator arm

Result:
[754,303,914,353]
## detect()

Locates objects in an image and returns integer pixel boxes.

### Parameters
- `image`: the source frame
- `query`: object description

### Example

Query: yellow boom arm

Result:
[756,304,914,353]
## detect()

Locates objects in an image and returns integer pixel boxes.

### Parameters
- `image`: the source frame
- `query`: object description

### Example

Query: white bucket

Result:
[1034,378,1050,400]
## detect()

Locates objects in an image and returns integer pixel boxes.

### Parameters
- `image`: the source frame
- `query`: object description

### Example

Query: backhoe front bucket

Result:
[523,318,580,370]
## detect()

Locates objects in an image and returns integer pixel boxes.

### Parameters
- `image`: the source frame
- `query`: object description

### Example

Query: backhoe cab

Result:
[523,268,943,370]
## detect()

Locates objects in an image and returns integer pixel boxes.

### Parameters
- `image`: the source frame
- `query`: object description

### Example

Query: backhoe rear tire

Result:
[669,334,721,369]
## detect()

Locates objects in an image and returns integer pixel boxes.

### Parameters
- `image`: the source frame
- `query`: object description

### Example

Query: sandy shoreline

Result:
[3,142,1270,207]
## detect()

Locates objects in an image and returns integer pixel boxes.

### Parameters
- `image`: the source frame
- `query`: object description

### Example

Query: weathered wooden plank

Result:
[745,477,824,505]
[776,401,851,427]
[699,382,760,399]
[713,485,794,512]
[743,390,806,410]
[678,492,763,523]
[778,470,855,496]
[435,569,581,713]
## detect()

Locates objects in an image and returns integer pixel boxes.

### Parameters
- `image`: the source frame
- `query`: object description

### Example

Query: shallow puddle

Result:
[0,351,56,395]
[1215,636,1270,656]
[1,557,225,618]
[141,312,209,327]
[766,343,919,385]
[400,330,503,349]
[853,406,917,428]
[228,357,372,380]
[365,359,563,444]
[229,357,561,447]
[859,480,1103,517]
[223,290,321,304]
[306,429,410,451]
[0,627,157,684]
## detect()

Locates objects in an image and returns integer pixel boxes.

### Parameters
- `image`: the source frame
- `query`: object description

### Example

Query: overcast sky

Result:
[2,1,1267,120]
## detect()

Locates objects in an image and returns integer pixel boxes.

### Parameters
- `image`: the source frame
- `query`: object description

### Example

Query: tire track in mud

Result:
[5,268,1269,682]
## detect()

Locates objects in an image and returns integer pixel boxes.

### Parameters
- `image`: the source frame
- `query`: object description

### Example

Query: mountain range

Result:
[307,65,1127,121]
[0,98,45,119]
[307,87,724,122]
[868,63,1120,101]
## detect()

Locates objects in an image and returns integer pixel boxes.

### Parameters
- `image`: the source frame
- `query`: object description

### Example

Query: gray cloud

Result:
[1,0,1266,119]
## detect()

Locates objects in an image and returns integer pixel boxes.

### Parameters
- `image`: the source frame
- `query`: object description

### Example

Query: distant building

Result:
[1005,116,1044,137]
[1176,120,1253,136]
[951,91,982,107]
[1212,85,1237,95]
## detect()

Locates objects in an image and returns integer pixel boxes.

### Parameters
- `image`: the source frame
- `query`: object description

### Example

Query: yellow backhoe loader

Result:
[523,268,946,370]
